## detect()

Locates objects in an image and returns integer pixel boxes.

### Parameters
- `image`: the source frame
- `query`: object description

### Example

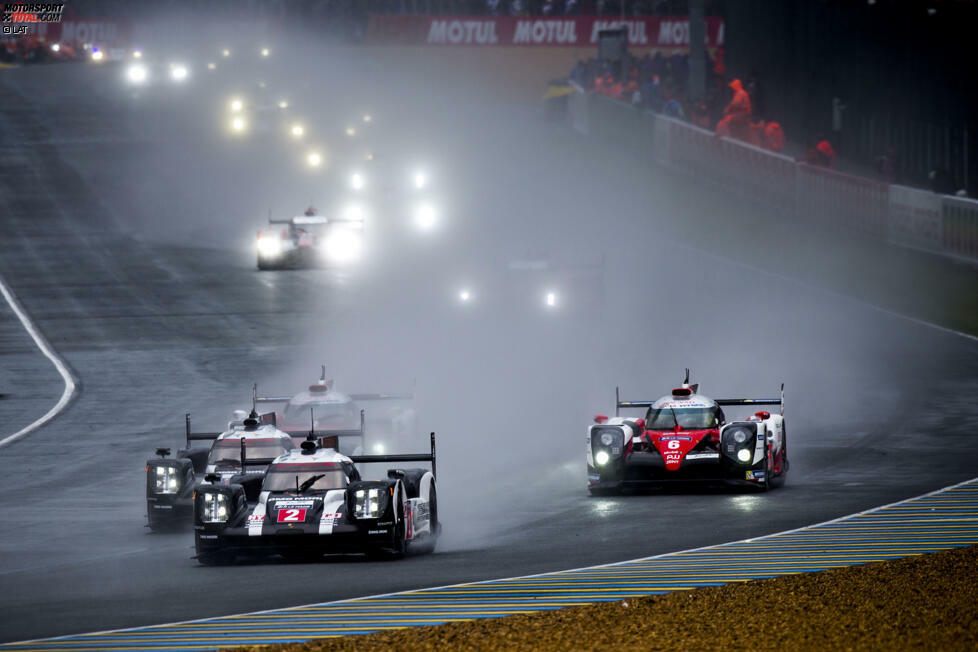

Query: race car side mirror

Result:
[754,411,771,420]
[632,418,645,431]
[594,414,608,424]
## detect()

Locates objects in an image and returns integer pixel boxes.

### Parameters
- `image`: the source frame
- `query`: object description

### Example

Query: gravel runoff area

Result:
[229,544,978,652]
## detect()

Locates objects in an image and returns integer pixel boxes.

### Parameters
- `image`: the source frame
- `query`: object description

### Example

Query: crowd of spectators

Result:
[567,48,846,167]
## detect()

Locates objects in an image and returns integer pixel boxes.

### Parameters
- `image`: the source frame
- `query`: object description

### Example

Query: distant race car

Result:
[255,208,363,270]
[255,366,416,456]
[587,370,788,493]
[145,410,296,531]
[193,433,439,564]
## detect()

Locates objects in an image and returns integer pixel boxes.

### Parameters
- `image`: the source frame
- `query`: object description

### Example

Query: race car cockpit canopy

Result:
[262,448,356,492]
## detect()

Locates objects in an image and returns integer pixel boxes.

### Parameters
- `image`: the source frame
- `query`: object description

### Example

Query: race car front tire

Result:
[408,483,439,556]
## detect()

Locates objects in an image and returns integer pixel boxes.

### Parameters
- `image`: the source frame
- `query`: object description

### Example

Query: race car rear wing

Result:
[615,385,784,416]
[281,409,367,443]
[185,413,221,448]
[350,432,437,479]
[349,393,414,401]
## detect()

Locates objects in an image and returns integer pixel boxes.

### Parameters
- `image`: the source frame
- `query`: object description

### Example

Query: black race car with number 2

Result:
[194,433,439,564]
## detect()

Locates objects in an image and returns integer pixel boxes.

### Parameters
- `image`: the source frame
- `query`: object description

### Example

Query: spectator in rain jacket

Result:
[763,121,785,152]
[815,138,837,168]
[715,78,752,140]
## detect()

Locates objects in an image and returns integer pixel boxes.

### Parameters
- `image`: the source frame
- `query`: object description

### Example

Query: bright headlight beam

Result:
[132,49,141,58]
[278,100,288,109]
[459,289,472,302]
[229,98,244,113]
[546,291,557,308]
[363,114,372,123]
[306,151,322,167]
[169,64,188,82]
[257,236,281,257]
[51,43,61,52]
[221,48,231,57]
[413,171,427,189]
[260,47,270,57]
[91,50,104,62]
[230,116,247,133]
[345,126,356,137]
[207,61,216,70]
[290,123,304,138]
[594,450,610,466]
[414,203,437,230]
[738,448,752,463]
[351,172,364,191]
[324,228,362,264]
[127,63,148,84]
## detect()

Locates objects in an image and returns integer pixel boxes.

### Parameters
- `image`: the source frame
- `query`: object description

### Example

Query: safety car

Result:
[193,433,439,564]
[587,370,788,493]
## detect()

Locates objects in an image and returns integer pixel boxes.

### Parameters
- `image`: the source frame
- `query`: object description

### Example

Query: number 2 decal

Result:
[277,508,307,523]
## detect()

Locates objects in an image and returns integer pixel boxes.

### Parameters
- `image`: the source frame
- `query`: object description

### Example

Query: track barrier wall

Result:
[570,89,978,264]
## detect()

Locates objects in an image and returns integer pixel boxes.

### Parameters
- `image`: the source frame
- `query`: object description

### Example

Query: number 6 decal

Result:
[668,440,681,450]
[277,508,307,523]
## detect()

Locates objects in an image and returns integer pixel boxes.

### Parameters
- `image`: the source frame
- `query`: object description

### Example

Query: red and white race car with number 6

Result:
[587,370,788,493]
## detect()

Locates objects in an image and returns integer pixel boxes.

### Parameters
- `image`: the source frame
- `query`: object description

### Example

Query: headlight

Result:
[169,64,188,82]
[733,430,748,443]
[91,50,104,62]
[353,487,387,519]
[257,236,282,257]
[230,116,247,134]
[372,443,385,454]
[152,465,179,494]
[413,171,427,189]
[306,151,323,168]
[594,450,610,466]
[127,63,148,85]
[229,98,244,113]
[350,172,365,191]
[737,448,752,463]
[201,492,229,523]
[599,432,615,446]
[413,203,437,230]
[324,228,362,264]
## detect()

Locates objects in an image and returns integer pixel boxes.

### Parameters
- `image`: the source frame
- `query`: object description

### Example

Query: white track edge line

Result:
[11,475,976,646]
[0,272,78,449]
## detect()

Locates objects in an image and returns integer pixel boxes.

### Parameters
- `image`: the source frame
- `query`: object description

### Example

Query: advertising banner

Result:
[366,14,724,48]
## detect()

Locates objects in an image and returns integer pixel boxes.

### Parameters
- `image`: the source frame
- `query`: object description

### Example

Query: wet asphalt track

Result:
[1,50,977,644]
